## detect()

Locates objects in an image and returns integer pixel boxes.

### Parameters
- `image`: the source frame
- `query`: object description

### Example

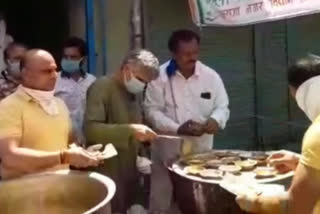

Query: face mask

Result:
[20,85,58,116]
[124,72,146,94]
[61,58,81,73]
[7,61,20,75]
[296,76,320,122]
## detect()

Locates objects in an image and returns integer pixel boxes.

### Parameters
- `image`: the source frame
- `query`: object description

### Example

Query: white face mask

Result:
[19,86,59,116]
[124,72,146,94]
[7,61,20,75]
[295,76,320,122]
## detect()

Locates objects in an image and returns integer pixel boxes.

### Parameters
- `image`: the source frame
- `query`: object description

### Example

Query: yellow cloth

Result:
[300,115,320,214]
[0,88,71,179]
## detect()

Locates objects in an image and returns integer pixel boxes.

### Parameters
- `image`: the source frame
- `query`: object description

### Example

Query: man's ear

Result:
[123,65,132,81]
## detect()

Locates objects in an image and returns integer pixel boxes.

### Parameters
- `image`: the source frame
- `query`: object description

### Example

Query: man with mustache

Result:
[144,29,230,214]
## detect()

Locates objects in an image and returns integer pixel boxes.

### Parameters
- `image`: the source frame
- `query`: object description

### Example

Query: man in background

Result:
[0,42,28,101]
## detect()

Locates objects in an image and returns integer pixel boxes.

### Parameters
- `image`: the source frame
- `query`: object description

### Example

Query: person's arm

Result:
[286,163,320,214]
[288,124,320,214]
[0,137,101,178]
[237,123,320,214]
[0,137,61,175]
[144,76,180,134]
[209,74,230,130]
[0,100,100,178]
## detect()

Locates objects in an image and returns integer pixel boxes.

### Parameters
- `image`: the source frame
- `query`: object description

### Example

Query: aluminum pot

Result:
[168,151,293,214]
[0,170,116,214]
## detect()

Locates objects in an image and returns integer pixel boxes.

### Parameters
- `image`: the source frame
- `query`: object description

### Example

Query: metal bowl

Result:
[169,150,294,214]
[0,170,116,214]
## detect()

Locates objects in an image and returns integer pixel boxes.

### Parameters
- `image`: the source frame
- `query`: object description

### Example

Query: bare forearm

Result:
[2,148,61,174]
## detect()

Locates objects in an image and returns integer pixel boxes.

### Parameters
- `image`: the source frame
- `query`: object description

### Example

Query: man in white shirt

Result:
[144,29,230,214]
[55,37,96,145]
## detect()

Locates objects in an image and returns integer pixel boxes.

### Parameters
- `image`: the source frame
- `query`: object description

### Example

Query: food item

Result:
[185,165,205,175]
[221,156,241,164]
[255,167,277,178]
[199,169,224,179]
[251,152,268,161]
[218,165,242,174]
[186,159,206,166]
[213,151,239,158]
[205,159,223,169]
[182,139,193,156]
[191,153,219,161]
[234,159,257,171]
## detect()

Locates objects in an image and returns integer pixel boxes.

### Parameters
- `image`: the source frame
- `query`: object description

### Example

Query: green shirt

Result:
[84,76,142,213]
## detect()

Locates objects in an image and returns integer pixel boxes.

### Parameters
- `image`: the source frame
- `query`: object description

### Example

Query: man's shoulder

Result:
[85,73,97,83]
[155,61,170,82]
[91,76,113,87]
[303,121,320,149]
[0,91,24,110]
[88,76,115,97]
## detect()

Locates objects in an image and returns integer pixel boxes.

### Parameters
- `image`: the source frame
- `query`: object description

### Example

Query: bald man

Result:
[0,49,100,179]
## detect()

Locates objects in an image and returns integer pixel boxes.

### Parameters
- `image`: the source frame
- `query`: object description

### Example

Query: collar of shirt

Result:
[174,61,201,80]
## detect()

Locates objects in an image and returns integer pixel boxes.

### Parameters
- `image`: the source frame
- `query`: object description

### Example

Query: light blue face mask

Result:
[61,58,82,73]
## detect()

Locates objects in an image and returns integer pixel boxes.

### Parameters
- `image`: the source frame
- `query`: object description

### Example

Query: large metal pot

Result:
[0,170,116,214]
[168,150,294,214]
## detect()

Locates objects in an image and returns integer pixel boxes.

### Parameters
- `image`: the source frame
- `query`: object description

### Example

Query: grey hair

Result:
[121,49,159,77]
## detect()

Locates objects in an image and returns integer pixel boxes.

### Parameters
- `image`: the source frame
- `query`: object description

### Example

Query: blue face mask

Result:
[61,58,82,73]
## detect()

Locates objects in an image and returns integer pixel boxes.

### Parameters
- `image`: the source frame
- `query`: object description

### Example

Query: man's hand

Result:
[267,150,300,173]
[63,147,101,168]
[130,124,157,142]
[236,193,289,214]
[177,120,204,136]
[204,118,219,135]
[236,193,261,213]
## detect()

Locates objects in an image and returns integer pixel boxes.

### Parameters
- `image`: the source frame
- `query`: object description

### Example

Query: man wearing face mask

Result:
[0,49,101,180]
[55,37,96,145]
[0,13,14,75]
[84,49,159,214]
[144,29,230,214]
[0,42,28,101]
[236,55,320,214]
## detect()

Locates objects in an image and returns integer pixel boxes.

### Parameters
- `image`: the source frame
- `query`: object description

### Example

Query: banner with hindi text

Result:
[189,0,320,26]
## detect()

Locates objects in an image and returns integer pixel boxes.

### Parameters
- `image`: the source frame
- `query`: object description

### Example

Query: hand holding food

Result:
[267,150,300,173]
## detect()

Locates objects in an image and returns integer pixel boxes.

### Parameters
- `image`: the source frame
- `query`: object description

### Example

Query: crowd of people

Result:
[1,12,320,214]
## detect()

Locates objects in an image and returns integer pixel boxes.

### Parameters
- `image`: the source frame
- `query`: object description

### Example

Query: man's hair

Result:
[168,29,200,53]
[288,55,320,89]
[121,49,159,78]
[4,42,28,61]
[63,36,87,57]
